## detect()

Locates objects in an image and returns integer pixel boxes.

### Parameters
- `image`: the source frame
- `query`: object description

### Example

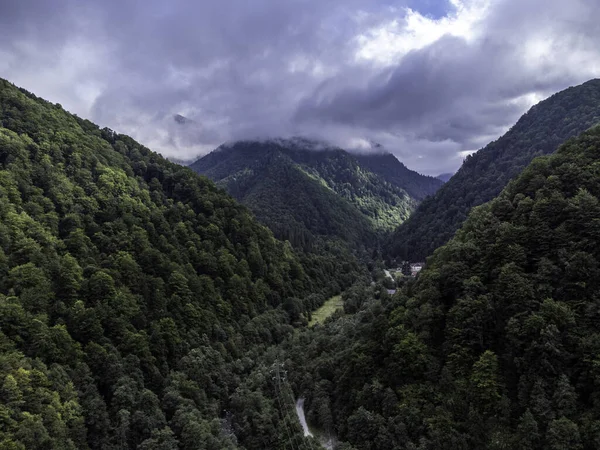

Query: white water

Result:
[295,398,336,450]
[295,398,313,437]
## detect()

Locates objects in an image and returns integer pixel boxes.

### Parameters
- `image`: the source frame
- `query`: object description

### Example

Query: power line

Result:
[272,360,302,450]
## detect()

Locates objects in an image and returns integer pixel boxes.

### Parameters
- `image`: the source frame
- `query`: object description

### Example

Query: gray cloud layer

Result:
[1,0,599,174]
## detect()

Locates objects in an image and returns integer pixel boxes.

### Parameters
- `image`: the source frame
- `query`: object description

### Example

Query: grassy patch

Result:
[309,295,343,327]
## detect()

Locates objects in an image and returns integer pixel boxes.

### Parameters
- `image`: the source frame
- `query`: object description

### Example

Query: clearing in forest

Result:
[309,295,343,326]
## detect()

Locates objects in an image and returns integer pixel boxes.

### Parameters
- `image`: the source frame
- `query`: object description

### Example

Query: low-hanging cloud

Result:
[1,0,599,175]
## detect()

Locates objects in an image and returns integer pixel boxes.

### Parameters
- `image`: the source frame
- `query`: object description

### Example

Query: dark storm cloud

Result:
[0,0,75,40]
[1,0,600,174]
[296,0,600,173]
[81,0,376,153]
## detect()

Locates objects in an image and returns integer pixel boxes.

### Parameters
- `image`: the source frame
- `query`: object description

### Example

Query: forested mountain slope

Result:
[190,139,439,249]
[353,152,442,201]
[388,78,600,261]
[288,124,600,449]
[0,79,338,449]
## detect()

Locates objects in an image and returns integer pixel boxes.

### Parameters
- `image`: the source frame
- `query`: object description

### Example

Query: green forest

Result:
[286,124,600,449]
[0,79,358,449]
[190,139,440,250]
[4,74,600,450]
[190,140,439,305]
[388,79,600,262]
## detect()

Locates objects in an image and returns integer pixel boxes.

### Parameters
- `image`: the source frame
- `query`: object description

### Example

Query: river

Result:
[295,398,313,438]
[295,398,335,450]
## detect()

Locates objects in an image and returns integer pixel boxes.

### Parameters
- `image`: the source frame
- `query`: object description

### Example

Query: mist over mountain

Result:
[0,78,365,449]
[173,114,193,125]
[190,138,441,251]
[388,78,600,262]
[290,121,600,450]
[3,1,600,444]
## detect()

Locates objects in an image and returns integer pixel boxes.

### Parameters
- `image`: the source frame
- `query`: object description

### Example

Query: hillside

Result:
[436,172,453,182]
[191,139,439,249]
[287,124,600,449]
[0,79,341,449]
[388,78,600,261]
[353,152,442,200]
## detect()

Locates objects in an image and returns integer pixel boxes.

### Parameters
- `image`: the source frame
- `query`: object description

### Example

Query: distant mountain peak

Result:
[218,136,333,152]
[436,173,453,183]
[190,138,444,248]
[201,137,442,199]
[173,113,192,124]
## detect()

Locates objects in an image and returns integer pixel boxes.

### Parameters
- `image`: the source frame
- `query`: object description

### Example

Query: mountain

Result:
[436,172,453,182]
[0,79,347,449]
[10,70,600,450]
[173,113,190,124]
[353,152,443,200]
[388,79,600,261]
[289,124,600,449]
[190,138,440,249]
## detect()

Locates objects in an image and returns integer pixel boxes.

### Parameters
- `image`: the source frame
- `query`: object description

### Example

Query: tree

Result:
[514,409,540,450]
[470,351,501,413]
[552,375,577,418]
[546,417,582,450]
[401,261,411,277]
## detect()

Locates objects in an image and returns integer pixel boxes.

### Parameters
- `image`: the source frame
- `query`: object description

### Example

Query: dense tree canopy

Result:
[353,152,442,201]
[5,73,600,450]
[0,79,343,449]
[191,139,440,249]
[388,78,600,262]
[287,124,600,449]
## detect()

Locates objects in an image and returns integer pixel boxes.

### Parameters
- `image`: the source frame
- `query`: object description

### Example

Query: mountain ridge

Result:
[388,78,600,261]
[0,78,354,449]
[289,122,600,449]
[190,138,441,249]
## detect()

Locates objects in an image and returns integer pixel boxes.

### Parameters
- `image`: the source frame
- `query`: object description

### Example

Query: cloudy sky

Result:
[1,0,600,175]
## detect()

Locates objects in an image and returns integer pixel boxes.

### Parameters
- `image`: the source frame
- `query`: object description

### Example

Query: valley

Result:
[3,75,600,450]
[3,0,600,448]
